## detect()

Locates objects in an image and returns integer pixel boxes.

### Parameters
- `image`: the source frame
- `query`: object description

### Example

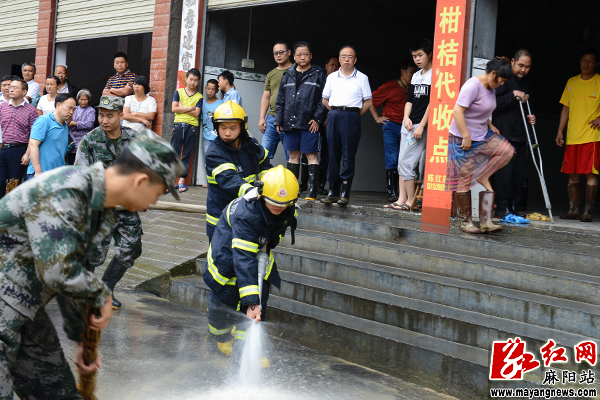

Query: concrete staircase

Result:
[168,204,600,399]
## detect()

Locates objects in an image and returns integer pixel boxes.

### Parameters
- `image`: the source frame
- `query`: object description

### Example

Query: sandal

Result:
[177,183,188,193]
[501,214,530,224]
[384,202,410,211]
[526,212,551,221]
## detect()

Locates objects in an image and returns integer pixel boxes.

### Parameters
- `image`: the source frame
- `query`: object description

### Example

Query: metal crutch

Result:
[516,95,554,222]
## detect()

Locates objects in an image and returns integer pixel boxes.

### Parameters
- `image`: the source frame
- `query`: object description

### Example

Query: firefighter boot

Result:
[455,191,480,234]
[299,155,309,193]
[479,191,502,233]
[305,164,320,201]
[217,339,234,357]
[560,183,582,220]
[386,169,398,202]
[102,258,129,309]
[321,180,341,204]
[580,184,598,222]
[337,178,353,206]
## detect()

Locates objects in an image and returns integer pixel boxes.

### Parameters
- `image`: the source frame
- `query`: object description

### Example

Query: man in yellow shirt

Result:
[171,68,203,193]
[556,49,600,222]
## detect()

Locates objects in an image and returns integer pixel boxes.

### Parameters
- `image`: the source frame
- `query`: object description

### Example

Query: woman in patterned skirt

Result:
[445,58,515,234]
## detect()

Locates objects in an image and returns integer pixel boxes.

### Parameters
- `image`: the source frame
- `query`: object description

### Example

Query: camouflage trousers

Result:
[0,300,81,400]
[90,210,142,270]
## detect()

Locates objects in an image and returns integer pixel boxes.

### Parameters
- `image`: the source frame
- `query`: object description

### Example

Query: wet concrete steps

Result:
[297,209,600,276]
[274,245,600,338]
[281,229,600,308]
[275,269,588,371]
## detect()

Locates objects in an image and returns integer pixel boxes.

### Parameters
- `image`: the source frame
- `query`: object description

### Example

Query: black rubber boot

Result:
[494,200,511,219]
[321,180,341,204]
[337,178,353,206]
[317,181,327,195]
[102,258,129,309]
[286,162,300,180]
[299,155,309,193]
[305,164,320,201]
[386,169,398,202]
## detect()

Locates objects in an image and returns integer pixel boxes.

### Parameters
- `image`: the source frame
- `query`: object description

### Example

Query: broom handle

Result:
[78,307,101,400]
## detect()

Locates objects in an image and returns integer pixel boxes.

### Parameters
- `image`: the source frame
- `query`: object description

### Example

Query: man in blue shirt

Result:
[218,70,242,106]
[26,93,75,179]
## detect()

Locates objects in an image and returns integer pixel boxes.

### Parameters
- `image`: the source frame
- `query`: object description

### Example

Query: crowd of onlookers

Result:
[1,42,599,228]
[0,52,157,197]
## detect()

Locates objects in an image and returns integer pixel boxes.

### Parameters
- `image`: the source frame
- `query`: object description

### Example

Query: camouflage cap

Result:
[97,95,124,111]
[128,128,185,200]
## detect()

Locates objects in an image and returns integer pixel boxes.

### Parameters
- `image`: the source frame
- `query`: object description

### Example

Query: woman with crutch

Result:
[491,50,535,218]
[445,58,515,233]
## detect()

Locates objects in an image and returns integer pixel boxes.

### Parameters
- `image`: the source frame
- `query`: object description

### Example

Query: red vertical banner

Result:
[421,0,471,227]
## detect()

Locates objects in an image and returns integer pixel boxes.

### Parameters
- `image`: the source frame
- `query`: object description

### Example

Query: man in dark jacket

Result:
[275,41,327,201]
[492,49,536,217]
[202,165,298,358]
[205,101,272,240]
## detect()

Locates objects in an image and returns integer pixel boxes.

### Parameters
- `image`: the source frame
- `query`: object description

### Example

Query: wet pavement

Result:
[47,290,458,400]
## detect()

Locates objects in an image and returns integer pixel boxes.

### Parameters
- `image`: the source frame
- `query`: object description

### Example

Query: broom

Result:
[77,306,102,400]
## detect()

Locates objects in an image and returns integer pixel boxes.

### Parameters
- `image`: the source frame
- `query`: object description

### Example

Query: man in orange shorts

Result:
[556,48,600,222]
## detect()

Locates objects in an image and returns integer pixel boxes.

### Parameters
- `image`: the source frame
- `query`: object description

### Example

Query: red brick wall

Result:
[34,0,57,94]
[149,0,171,136]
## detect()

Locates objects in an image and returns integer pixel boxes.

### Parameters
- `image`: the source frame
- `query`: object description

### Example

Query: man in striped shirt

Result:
[0,79,38,197]
[102,52,136,98]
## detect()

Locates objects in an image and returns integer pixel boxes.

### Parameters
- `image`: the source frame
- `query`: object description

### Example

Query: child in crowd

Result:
[201,79,223,187]
[171,68,203,193]
[393,38,433,211]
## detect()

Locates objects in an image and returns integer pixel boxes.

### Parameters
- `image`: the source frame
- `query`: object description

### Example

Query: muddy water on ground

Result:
[46,290,457,400]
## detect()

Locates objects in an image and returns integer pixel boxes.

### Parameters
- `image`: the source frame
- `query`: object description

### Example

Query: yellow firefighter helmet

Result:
[212,100,248,130]
[258,165,299,206]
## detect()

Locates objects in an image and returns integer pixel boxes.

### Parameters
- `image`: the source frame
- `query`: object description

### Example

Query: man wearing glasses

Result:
[0,79,38,197]
[25,93,75,181]
[259,41,292,161]
[321,45,372,206]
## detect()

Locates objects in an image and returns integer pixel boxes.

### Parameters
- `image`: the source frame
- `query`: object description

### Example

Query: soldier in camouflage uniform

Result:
[0,129,184,399]
[75,95,144,310]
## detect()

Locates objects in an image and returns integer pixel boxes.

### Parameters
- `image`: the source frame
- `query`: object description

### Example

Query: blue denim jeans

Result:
[261,114,289,161]
[382,120,402,170]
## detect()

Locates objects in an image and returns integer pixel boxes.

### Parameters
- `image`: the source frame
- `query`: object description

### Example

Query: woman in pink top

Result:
[445,58,515,234]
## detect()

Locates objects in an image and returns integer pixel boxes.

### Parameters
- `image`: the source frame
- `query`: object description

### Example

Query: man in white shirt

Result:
[21,63,40,103]
[321,45,372,206]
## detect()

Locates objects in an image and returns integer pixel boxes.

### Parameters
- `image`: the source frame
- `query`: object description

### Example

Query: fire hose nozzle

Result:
[256,249,269,311]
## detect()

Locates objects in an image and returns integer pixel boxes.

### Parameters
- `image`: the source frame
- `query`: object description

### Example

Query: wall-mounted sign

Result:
[422,0,470,227]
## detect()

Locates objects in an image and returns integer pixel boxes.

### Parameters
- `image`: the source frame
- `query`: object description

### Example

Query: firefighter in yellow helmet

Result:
[202,165,298,358]
[205,100,272,241]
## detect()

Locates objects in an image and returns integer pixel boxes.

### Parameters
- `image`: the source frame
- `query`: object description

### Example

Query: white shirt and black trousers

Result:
[321,69,372,204]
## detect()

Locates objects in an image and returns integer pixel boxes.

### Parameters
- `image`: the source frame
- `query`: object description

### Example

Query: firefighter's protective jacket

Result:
[205,131,272,239]
[202,194,297,308]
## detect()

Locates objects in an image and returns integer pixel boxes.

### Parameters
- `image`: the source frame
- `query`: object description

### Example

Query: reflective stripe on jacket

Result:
[201,195,296,308]
[205,131,272,239]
